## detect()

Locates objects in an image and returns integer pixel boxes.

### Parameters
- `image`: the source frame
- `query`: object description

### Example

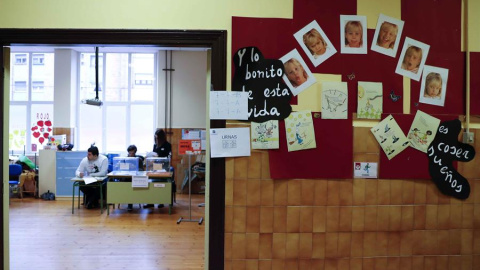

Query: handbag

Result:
[40,190,56,200]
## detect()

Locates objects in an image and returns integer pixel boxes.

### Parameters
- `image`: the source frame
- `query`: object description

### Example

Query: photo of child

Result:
[395,37,430,81]
[284,58,308,87]
[401,46,422,74]
[279,49,316,96]
[340,15,367,54]
[345,21,363,48]
[423,72,442,99]
[371,14,404,57]
[419,65,449,107]
[304,29,328,58]
[376,22,397,49]
[294,20,336,67]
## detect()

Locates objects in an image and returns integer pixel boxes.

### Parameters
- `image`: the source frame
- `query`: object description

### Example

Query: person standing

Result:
[75,145,108,209]
[152,128,172,159]
[144,129,172,208]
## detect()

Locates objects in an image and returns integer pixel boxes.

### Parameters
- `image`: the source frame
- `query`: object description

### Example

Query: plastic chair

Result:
[9,164,23,200]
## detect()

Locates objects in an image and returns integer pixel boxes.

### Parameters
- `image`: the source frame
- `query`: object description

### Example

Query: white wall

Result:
[54,49,78,127]
[157,50,207,129]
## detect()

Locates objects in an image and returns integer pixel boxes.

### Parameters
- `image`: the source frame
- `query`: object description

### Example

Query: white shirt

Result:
[75,155,108,177]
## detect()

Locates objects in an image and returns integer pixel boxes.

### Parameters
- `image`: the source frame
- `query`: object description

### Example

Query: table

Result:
[71,177,107,214]
[106,171,173,215]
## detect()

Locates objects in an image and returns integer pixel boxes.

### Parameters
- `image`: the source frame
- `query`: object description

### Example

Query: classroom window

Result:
[9,52,54,154]
[77,52,156,154]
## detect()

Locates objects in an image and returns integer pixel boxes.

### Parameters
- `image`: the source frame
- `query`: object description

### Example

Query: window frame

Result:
[9,52,54,155]
[76,51,157,154]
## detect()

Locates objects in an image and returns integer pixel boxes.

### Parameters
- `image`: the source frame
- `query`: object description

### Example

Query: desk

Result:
[106,171,173,215]
[71,177,107,214]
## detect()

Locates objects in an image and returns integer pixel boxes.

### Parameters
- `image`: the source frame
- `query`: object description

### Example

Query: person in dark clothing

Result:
[152,128,172,159]
[145,129,172,208]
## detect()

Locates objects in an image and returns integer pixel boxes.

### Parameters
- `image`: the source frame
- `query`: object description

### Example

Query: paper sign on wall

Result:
[210,127,251,158]
[132,175,149,188]
[209,91,249,120]
[353,162,378,178]
[251,120,279,149]
[371,115,409,160]
[178,139,202,155]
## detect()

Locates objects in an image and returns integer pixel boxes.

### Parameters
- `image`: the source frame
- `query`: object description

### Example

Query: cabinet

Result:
[38,150,87,197]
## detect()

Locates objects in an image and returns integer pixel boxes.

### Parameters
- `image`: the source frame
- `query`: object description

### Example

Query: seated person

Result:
[126,144,144,211]
[75,145,108,209]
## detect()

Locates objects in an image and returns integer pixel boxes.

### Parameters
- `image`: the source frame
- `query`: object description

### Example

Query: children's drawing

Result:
[321,81,348,119]
[407,110,440,153]
[371,115,409,160]
[251,120,279,149]
[285,111,316,152]
[357,81,383,119]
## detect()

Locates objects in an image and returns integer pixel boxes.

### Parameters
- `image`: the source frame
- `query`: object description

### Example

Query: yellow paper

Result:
[407,110,440,153]
[357,0,401,29]
[285,111,316,152]
[291,73,341,112]
[371,115,409,160]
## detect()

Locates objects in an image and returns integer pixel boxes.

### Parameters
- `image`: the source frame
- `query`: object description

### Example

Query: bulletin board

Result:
[268,118,353,179]
[471,52,480,115]
[232,0,469,180]
[377,113,458,179]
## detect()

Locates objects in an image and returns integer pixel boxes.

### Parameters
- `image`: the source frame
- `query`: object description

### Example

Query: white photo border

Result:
[395,37,430,81]
[419,65,449,107]
[280,49,316,96]
[371,14,404,58]
[340,15,368,54]
[293,20,337,67]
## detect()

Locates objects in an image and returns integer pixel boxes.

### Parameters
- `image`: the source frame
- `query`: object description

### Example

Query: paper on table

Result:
[83,176,97,185]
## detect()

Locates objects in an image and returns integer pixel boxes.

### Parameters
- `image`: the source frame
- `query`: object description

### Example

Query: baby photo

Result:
[280,49,316,96]
[395,37,430,81]
[294,20,337,67]
[340,15,368,54]
[371,14,404,57]
[419,65,449,107]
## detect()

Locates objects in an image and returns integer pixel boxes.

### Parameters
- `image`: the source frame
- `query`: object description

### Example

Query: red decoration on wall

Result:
[233,0,466,179]
[470,52,480,115]
[269,118,353,179]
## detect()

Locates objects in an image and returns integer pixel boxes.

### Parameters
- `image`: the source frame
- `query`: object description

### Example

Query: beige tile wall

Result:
[225,126,480,270]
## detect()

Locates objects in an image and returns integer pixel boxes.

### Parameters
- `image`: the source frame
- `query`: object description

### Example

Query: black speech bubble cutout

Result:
[427,119,476,200]
[232,47,292,123]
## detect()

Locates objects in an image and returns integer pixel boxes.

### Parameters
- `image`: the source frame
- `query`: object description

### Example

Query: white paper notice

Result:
[132,175,149,188]
[83,176,97,185]
[210,128,251,158]
[209,91,249,120]
[353,162,378,178]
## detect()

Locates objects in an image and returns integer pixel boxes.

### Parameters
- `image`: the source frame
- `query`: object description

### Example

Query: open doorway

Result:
[1,29,226,270]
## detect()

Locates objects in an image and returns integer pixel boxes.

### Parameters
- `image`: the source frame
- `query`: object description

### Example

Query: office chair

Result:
[9,164,23,200]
